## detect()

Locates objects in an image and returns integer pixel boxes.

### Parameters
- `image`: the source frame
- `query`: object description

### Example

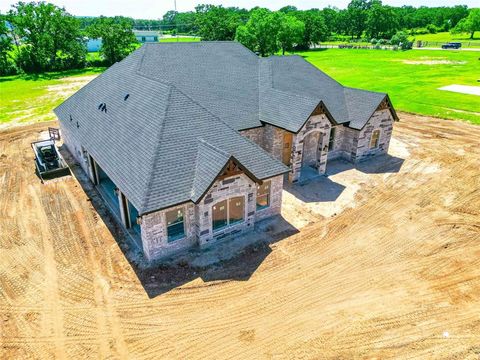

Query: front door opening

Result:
[302,131,322,169]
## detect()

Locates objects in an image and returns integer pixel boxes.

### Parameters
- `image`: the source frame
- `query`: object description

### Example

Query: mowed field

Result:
[1,112,479,358]
[1,48,479,130]
[0,69,103,128]
[298,48,480,124]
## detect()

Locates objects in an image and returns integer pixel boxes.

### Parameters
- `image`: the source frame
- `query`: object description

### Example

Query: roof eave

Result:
[349,94,399,131]
[294,100,338,134]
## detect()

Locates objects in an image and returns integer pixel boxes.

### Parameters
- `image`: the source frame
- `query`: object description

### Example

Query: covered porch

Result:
[89,156,143,250]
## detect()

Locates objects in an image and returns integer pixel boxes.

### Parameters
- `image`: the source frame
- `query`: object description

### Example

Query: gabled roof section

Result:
[191,140,231,202]
[54,46,288,215]
[343,87,390,130]
[123,42,395,133]
[264,55,396,130]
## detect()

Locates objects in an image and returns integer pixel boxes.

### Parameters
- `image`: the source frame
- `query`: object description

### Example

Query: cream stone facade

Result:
[241,107,395,183]
[138,174,283,261]
[61,103,394,262]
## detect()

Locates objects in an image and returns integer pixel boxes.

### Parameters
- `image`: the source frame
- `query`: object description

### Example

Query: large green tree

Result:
[345,0,369,39]
[452,8,480,39]
[86,16,137,65]
[7,1,85,73]
[235,8,281,56]
[195,5,242,40]
[294,10,328,49]
[366,0,399,39]
[0,14,15,75]
[321,7,340,35]
[277,13,304,55]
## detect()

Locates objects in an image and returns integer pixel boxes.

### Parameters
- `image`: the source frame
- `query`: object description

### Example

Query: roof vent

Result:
[124,94,130,101]
[69,114,73,122]
[98,103,107,113]
[76,121,80,129]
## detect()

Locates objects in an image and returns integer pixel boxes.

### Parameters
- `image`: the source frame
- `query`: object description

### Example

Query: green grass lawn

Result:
[409,31,480,48]
[1,48,479,127]
[0,67,105,126]
[297,48,480,124]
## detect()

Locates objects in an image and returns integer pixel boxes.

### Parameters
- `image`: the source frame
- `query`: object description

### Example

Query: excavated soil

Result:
[0,113,479,359]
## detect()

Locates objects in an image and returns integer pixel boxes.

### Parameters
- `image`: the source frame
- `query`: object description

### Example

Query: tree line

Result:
[1,1,479,76]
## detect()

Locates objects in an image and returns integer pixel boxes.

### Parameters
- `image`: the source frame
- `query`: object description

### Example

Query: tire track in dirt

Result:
[29,185,68,359]
[64,185,131,358]
[0,113,479,359]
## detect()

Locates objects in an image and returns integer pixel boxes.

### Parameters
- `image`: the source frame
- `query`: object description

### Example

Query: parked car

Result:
[441,42,462,49]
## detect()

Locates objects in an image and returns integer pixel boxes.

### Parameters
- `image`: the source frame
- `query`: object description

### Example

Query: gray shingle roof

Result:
[54,41,396,213]
[54,47,288,215]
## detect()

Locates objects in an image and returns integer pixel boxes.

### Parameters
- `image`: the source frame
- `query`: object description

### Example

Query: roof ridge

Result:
[341,86,351,123]
[344,85,387,96]
[197,138,230,157]
[265,85,320,103]
[289,54,344,88]
[140,84,173,213]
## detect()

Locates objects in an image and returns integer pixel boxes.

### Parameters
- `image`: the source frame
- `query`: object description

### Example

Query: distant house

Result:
[54,42,397,261]
[134,30,159,43]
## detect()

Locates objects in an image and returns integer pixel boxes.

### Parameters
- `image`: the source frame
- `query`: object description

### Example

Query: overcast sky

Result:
[0,0,475,19]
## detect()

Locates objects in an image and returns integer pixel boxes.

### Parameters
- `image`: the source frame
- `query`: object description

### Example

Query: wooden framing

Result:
[376,95,399,121]
[217,159,244,180]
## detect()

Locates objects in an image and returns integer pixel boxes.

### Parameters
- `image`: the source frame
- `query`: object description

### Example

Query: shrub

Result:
[391,31,412,50]
[370,38,378,45]
[426,24,439,34]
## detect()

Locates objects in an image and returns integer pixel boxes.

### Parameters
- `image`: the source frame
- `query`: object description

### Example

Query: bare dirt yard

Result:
[0,113,479,359]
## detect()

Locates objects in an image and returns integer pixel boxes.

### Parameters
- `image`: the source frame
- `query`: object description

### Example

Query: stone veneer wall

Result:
[290,114,331,182]
[240,127,265,147]
[240,125,287,161]
[354,109,394,162]
[263,124,284,161]
[327,125,359,162]
[196,173,256,246]
[139,173,284,260]
[140,203,197,260]
[254,175,283,222]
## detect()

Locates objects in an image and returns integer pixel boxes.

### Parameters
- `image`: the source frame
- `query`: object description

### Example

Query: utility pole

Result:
[174,0,178,42]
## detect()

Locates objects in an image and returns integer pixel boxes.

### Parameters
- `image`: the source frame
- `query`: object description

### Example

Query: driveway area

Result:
[0,113,479,359]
